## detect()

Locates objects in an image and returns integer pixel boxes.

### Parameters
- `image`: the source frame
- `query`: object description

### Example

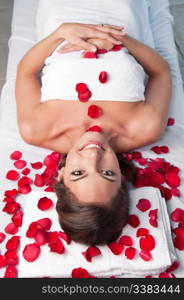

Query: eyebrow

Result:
[70,174,116,183]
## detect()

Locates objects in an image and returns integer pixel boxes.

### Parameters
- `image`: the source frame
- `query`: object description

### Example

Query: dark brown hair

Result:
[55,154,135,245]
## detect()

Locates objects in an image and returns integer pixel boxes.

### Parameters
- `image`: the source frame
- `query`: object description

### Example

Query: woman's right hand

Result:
[55,23,124,52]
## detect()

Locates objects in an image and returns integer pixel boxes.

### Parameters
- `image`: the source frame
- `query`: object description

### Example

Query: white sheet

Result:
[0,0,184,278]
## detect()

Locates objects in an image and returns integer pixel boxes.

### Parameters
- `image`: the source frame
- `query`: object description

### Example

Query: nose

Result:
[80,148,102,167]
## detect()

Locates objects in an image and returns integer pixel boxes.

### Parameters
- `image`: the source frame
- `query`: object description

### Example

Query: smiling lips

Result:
[80,141,105,151]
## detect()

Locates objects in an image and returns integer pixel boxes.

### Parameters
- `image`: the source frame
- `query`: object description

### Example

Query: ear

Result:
[57,167,65,182]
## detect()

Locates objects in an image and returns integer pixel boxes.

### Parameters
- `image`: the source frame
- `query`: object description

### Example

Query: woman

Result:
[15,1,172,245]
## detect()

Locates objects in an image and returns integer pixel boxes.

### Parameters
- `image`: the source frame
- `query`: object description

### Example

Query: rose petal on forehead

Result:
[37,197,53,211]
[23,243,40,262]
[10,151,22,160]
[136,199,151,212]
[4,223,18,235]
[14,160,27,169]
[6,170,20,181]
[31,162,43,169]
[108,242,124,255]
[86,125,102,133]
[72,267,90,278]
[88,105,103,119]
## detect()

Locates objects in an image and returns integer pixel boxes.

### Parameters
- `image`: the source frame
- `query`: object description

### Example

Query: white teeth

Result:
[84,144,101,149]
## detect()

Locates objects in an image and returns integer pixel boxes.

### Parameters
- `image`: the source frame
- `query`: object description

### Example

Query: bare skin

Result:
[15,23,172,204]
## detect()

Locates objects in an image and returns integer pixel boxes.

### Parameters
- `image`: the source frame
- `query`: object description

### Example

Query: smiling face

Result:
[58,132,123,205]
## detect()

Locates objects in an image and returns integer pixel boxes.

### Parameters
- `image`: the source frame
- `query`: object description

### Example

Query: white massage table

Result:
[0,0,184,277]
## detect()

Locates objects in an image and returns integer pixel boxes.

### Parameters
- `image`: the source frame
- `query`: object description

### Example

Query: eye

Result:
[71,170,84,176]
[101,170,115,177]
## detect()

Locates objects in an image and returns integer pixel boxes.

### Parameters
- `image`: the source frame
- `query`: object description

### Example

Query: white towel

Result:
[18,187,176,278]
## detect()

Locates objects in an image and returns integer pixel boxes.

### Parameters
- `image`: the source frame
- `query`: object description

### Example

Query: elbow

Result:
[19,122,41,146]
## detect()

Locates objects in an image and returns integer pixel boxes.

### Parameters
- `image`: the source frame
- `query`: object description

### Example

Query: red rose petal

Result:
[86,125,102,133]
[119,235,133,247]
[128,215,140,228]
[165,172,180,188]
[88,105,103,119]
[136,228,149,237]
[174,235,184,250]
[72,268,90,278]
[37,218,52,230]
[34,174,45,187]
[0,232,6,243]
[3,202,20,215]
[125,247,136,260]
[44,186,54,192]
[26,222,39,238]
[76,83,88,93]
[10,151,22,160]
[99,71,108,83]
[139,250,152,261]
[167,118,175,126]
[3,197,14,203]
[23,243,40,262]
[18,176,32,187]
[172,188,180,197]
[4,223,18,235]
[31,162,43,169]
[139,235,155,251]
[149,209,158,220]
[37,197,53,210]
[34,230,48,246]
[82,51,98,59]
[50,151,61,162]
[12,210,23,227]
[82,251,91,262]
[18,185,32,194]
[59,231,71,245]
[96,48,108,54]
[166,261,179,273]
[46,231,59,243]
[0,255,5,268]
[86,246,101,259]
[6,170,20,181]
[78,90,92,102]
[171,208,184,222]
[108,242,124,255]
[160,146,169,153]
[21,168,30,175]
[160,187,172,201]
[111,45,123,51]
[48,239,65,254]
[173,227,184,237]
[136,199,151,212]
[4,266,17,278]
[151,146,162,154]
[159,272,173,278]
[149,218,158,228]
[6,236,20,250]
[14,160,27,169]
[4,189,18,198]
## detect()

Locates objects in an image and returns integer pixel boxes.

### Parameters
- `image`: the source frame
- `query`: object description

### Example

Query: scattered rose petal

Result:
[99,71,108,83]
[21,168,30,175]
[23,243,40,262]
[0,255,5,268]
[172,188,180,197]
[148,209,158,220]
[119,235,133,247]
[72,268,90,278]
[46,231,59,243]
[160,187,172,201]
[0,232,6,243]
[37,218,52,230]
[6,236,20,250]
[139,235,155,251]
[128,215,140,228]
[34,230,48,246]
[3,202,20,215]
[149,219,158,228]
[151,146,162,154]
[76,83,88,93]
[14,160,27,169]
[136,199,151,212]
[31,162,43,169]
[86,125,102,133]
[4,266,17,278]
[174,235,184,250]
[4,223,18,235]
[12,210,23,227]
[165,172,180,188]
[111,45,123,51]
[18,185,32,194]
[26,222,38,238]
[166,261,179,273]
[136,228,149,237]
[108,242,124,255]
[48,239,65,254]
[4,189,18,198]
[37,197,53,211]
[167,118,175,126]
[44,186,54,192]
[82,246,101,262]
[88,105,103,119]
[59,231,71,244]
[6,170,20,181]
[125,247,136,260]
[34,174,45,187]
[96,49,108,54]
[171,208,184,222]
[160,146,169,153]
[10,151,22,160]
[82,51,98,59]
[159,272,173,278]
[78,90,92,102]
[139,250,152,261]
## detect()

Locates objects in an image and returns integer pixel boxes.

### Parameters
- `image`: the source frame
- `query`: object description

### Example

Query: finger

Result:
[98,27,125,36]
[91,30,122,45]
[59,45,83,53]
[76,38,97,52]
[87,24,124,30]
